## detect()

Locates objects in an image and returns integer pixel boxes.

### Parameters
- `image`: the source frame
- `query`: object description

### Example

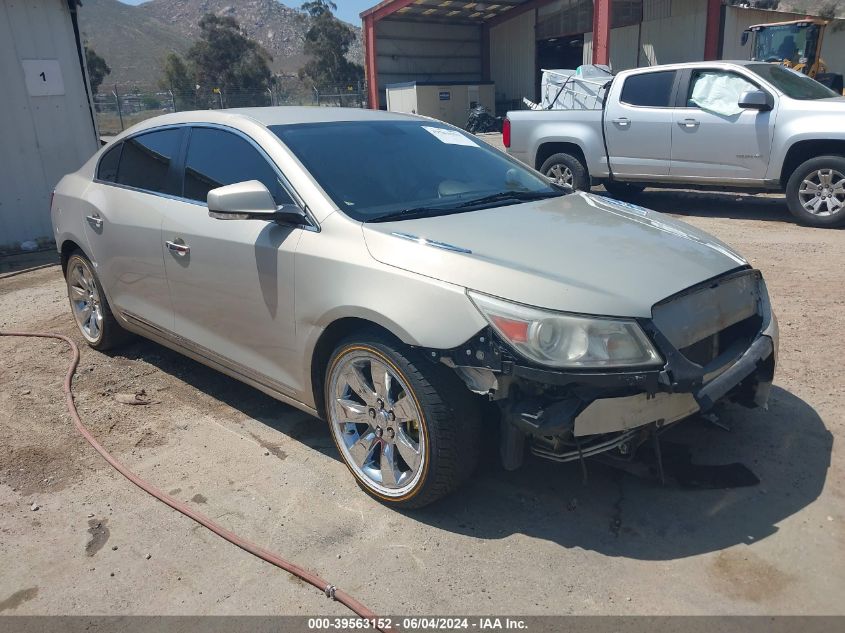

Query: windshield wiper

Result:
[368,205,459,223]
[454,189,564,208]
[368,189,565,223]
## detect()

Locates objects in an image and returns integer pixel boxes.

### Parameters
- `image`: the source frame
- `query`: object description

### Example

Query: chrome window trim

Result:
[93,122,320,232]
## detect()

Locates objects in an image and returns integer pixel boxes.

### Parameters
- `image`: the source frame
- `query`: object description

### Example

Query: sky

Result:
[117,1,374,25]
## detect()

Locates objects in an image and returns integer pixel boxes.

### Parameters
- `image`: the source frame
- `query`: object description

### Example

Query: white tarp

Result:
[688,71,758,116]
[525,65,613,111]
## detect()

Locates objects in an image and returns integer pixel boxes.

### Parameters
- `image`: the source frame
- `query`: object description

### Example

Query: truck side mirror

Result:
[741,31,749,46]
[738,89,773,111]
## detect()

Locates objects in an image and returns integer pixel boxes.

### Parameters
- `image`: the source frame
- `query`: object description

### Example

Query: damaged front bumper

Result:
[430,269,779,469]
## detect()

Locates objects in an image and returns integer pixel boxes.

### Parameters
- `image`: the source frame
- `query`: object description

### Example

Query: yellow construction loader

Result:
[742,18,843,92]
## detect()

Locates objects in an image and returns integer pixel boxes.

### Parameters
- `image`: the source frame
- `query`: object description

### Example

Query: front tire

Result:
[540,152,589,191]
[325,332,481,509]
[786,155,845,227]
[65,251,131,350]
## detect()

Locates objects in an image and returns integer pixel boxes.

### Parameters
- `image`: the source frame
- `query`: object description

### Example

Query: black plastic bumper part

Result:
[694,335,774,411]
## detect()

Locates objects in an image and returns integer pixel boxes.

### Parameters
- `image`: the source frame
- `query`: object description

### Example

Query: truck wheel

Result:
[540,153,589,191]
[325,331,481,509]
[786,156,845,227]
[603,181,645,199]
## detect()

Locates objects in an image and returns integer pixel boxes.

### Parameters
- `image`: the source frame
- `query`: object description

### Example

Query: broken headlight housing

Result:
[469,291,663,369]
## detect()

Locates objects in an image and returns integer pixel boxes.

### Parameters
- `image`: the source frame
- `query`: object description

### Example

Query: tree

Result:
[160,53,194,110]
[85,46,111,94]
[298,1,364,88]
[186,14,273,107]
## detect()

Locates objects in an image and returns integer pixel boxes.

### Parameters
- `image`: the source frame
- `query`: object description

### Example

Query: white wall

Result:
[489,9,536,106]
[722,6,845,75]
[640,0,708,66]
[0,0,98,249]
[376,19,482,89]
[385,85,417,115]
[584,0,708,69]
[584,24,642,71]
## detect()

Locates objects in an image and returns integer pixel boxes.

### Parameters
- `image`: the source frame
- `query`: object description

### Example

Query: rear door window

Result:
[620,71,676,107]
[97,143,122,182]
[116,128,182,195]
[182,127,292,205]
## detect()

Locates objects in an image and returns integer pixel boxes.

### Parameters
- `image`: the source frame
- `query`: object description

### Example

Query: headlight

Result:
[468,291,663,369]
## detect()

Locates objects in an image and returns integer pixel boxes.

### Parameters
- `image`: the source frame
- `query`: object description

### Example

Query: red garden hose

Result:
[0,330,386,628]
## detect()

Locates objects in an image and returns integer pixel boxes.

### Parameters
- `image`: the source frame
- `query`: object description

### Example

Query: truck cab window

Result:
[620,71,676,107]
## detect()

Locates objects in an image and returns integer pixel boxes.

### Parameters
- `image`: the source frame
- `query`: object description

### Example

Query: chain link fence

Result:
[93,78,368,136]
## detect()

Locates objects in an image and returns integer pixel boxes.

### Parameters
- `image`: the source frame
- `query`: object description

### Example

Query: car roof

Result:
[227,106,421,125]
[119,106,421,137]
[621,60,761,74]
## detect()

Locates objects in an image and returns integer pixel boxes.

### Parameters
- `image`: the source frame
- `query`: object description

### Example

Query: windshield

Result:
[746,63,838,100]
[750,23,821,66]
[271,120,561,222]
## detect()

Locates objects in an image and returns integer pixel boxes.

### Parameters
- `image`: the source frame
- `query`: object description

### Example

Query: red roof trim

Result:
[360,0,416,21]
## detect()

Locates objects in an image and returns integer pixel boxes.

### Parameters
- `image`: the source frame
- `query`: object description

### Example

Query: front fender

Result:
[767,107,845,181]
[292,214,488,408]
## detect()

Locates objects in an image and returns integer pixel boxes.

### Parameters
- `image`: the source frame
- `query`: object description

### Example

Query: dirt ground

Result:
[1,188,843,618]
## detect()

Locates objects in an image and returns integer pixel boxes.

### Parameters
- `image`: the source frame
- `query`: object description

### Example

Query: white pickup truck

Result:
[505,60,845,227]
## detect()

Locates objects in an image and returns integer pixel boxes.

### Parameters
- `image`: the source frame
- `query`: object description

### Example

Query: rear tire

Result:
[602,181,645,199]
[540,152,589,191]
[65,251,132,350]
[785,155,845,228]
[325,331,481,509]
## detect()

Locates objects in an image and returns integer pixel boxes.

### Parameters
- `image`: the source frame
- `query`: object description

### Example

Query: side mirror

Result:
[208,180,307,224]
[741,31,749,47]
[738,89,773,111]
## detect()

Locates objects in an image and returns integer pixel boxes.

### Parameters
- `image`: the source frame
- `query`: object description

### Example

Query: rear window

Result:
[117,128,182,195]
[97,143,122,182]
[620,71,676,107]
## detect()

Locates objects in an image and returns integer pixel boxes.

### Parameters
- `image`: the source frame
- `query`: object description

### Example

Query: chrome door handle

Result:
[86,214,103,229]
[165,240,190,256]
[612,117,630,127]
[679,118,700,128]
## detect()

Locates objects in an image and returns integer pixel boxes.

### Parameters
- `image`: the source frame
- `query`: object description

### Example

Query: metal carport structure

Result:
[360,0,724,110]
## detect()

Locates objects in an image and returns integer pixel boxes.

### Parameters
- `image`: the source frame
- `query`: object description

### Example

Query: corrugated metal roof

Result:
[363,0,531,24]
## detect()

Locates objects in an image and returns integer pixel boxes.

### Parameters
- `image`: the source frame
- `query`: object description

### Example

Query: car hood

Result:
[782,96,845,112]
[361,192,747,318]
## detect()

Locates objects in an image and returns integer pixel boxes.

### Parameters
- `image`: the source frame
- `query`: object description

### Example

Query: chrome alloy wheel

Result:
[328,351,425,497]
[546,163,574,187]
[798,168,845,217]
[67,258,104,343]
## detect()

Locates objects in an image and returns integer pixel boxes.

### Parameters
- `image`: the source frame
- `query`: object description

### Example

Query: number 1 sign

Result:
[22,59,65,97]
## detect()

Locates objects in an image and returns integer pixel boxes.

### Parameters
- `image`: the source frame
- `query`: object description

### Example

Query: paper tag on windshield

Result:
[422,126,478,147]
